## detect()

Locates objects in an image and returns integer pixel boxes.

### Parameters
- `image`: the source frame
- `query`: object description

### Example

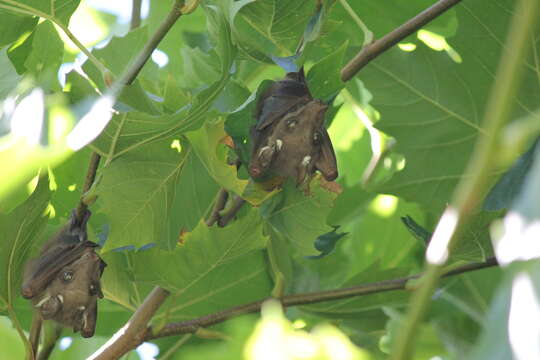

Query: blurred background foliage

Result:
[0,0,539,359]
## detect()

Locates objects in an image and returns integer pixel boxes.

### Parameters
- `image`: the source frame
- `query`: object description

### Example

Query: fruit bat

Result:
[248,68,338,186]
[21,210,106,338]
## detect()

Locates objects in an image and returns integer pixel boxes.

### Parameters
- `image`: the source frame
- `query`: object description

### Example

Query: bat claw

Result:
[301,155,311,166]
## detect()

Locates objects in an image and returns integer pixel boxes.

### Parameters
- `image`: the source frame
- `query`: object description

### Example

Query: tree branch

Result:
[88,287,170,360]
[120,1,183,86]
[340,0,462,82]
[75,152,101,223]
[389,1,540,359]
[143,257,498,340]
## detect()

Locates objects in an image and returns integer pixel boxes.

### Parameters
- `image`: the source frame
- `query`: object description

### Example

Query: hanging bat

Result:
[248,68,338,187]
[21,210,106,338]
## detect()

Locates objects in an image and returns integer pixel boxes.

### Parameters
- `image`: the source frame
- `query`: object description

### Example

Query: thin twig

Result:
[144,257,498,340]
[120,1,183,86]
[89,287,170,360]
[37,324,62,360]
[130,0,142,30]
[340,0,462,81]
[389,1,540,359]
[27,314,41,360]
[75,152,101,223]
[217,196,246,227]
[206,189,229,226]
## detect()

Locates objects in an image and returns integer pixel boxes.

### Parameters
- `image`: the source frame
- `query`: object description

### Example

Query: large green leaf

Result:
[9,0,81,25]
[260,179,337,257]
[89,5,236,159]
[80,26,161,114]
[126,210,271,318]
[468,261,540,360]
[0,177,50,313]
[361,0,540,210]
[0,50,21,100]
[222,0,316,62]
[153,252,272,321]
[97,138,219,251]
[0,10,37,48]
[186,120,248,196]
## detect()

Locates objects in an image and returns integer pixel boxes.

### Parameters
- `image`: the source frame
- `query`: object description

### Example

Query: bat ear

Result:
[298,66,306,83]
[68,209,91,239]
[315,129,338,181]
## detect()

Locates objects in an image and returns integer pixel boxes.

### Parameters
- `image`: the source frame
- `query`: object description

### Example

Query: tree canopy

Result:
[0,0,539,359]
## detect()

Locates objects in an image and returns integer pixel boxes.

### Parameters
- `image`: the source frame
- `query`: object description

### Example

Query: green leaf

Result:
[362,0,540,210]
[49,147,93,220]
[186,120,248,196]
[12,0,81,25]
[0,317,25,359]
[81,26,161,114]
[0,50,21,98]
[300,264,411,315]
[261,179,337,257]
[90,5,236,158]
[23,21,64,89]
[401,215,431,244]
[306,40,347,101]
[380,308,448,358]
[484,139,538,211]
[132,209,268,295]
[0,177,50,312]
[0,10,37,47]
[468,261,540,360]
[98,138,218,251]
[155,252,272,320]
[223,0,318,61]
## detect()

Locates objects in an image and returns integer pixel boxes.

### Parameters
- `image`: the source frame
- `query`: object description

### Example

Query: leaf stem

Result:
[338,0,373,46]
[144,257,498,340]
[389,1,540,359]
[340,0,462,81]
[27,313,41,360]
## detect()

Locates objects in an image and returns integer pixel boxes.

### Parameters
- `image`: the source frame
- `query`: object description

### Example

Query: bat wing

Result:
[255,69,312,131]
[315,129,338,181]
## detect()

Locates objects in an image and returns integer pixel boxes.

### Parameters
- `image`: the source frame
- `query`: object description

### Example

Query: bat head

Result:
[249,69,338,186]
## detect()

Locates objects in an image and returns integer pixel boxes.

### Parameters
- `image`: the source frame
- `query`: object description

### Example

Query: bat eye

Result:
[89,283,98,296]
[313,131,322,145]
[62,271,74,282]
[286,118,297,129]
